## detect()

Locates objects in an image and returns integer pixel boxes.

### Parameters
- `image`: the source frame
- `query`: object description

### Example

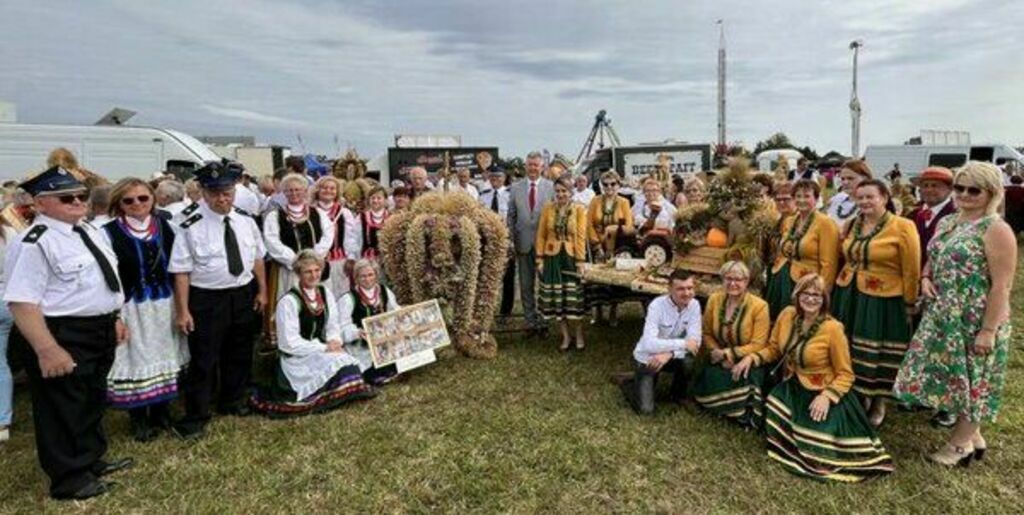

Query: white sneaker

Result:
[0,427,9,442]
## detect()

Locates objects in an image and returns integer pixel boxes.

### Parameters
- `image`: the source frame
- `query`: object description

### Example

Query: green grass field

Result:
[1,253,1023,514]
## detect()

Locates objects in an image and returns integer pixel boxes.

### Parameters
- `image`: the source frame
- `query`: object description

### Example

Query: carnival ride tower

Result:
[717,20,726,148]
[575,109,622,164]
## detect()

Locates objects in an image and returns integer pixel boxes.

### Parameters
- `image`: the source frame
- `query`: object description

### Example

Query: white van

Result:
[864,144,1024,178]
[0,123,220,181]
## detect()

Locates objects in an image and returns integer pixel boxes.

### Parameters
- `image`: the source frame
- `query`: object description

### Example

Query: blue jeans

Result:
[0,302,13,426]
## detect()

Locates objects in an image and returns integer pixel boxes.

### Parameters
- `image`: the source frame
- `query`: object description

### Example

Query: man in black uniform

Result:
[4,166,132,500]
[169,161,267,440]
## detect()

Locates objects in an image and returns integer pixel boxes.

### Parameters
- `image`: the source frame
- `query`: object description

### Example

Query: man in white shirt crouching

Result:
[621,270,701,415]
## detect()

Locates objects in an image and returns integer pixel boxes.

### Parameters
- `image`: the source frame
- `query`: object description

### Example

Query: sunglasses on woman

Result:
[57,193,89,204]
[953,184,985,197]
[602,182,618,188]
[120,195,151,205]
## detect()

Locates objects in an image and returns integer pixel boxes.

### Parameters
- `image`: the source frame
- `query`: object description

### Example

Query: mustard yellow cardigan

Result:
[835,215,921,304]
[535,202,589,260]
[586,196,634,244]
[702,291,771,363]
[752,306,854,404]
[771,211,840,290]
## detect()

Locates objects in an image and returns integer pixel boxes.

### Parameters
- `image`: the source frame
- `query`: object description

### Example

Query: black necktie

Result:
[73,225,121,293]
[224,217,244,276]
[491,191,499,212]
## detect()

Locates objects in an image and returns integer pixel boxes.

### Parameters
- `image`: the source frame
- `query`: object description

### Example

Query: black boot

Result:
[129,407,157,443]
[148,402,172,432]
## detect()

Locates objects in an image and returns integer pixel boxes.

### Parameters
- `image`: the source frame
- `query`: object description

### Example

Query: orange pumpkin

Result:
[706,227,728,248]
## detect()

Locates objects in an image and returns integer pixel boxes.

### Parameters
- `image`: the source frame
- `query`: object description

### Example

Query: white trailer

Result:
[755,149,804,172]
[0,123,220,181]
[207,144,289,178]
[864,144,1024,178]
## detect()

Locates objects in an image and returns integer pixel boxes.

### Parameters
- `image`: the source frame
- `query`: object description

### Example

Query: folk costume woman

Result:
[250,251,374,418]
[895,162,1017,467]
[735,274,894,483]
[339,259,401,384]
[536,177,589,350]
[692,261,771,429]
[360,186,389,260]
[585,171,635,326]
[762,181,796,288]
[831,179,921,427]
[313,176,361,297]
[102,178,189,442]
[263,173,333,343]
[587,171,635,260]
[826,159,871,227]
[765,179,840,320]
[632,177,677,236]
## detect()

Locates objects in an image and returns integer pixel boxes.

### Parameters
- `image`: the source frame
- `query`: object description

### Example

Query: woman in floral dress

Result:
[895,161,1017,467]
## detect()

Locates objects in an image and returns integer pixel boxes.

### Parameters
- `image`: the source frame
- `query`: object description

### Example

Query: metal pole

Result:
[849,40,863,158]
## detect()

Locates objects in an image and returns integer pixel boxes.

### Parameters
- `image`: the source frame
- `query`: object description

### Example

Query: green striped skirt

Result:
[765,263,795,321]
[765,380,894,483]
[693,363,766,429]
[832,281,912,399]
[539,250,585,321]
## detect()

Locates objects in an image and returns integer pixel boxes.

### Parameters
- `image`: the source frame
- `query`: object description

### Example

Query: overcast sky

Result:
[1,0,1021,160]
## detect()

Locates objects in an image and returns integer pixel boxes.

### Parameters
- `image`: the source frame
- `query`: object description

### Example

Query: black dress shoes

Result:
[53,480,115,501]
[94,457,135,477]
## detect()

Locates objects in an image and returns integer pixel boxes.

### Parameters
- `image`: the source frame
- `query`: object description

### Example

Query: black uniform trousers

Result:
[622,356,695,415]
[180,282,256,428]
[499,256,516,316]
[14,313,117,497]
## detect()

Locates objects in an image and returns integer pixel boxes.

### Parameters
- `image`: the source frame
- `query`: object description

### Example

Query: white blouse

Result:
[632,198,678,230]
[316,204,363,259]
[338,286,401,343]
[337,286,401,371]
[275,287,360,400]
[263,207,334,267]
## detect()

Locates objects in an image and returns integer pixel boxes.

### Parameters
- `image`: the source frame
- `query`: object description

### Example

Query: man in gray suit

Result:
[507,151,554,336]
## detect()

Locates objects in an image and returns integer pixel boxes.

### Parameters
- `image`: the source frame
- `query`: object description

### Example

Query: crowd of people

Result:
[0,147,1017,498]
[615,159,1014,482]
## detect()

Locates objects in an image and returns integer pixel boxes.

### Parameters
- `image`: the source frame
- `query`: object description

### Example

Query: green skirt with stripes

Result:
[692,363,766,429]
[831,280,912,399]
[765,263,795,321]
[765,380,894,483]
[539,250,585,321]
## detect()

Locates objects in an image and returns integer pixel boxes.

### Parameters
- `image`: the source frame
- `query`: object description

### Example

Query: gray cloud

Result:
[0,0,1021,168]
